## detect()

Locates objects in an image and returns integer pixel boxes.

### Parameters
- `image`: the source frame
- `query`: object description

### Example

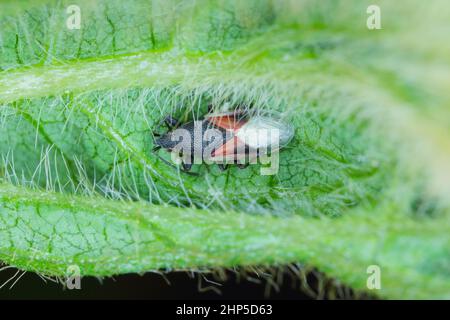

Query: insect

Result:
[152,105,294,173]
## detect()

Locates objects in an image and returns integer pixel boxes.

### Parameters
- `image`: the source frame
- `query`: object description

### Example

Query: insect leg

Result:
[236,163,249,169]
[217,164,228,171]
[182,162,192,171]
[160,156,197,176]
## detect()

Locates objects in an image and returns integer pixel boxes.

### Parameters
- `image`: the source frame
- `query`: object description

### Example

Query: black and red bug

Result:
[152,105,294,173]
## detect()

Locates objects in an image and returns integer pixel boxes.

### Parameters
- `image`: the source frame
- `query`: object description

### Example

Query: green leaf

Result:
[1,183,450,299]
[1,0,450,298]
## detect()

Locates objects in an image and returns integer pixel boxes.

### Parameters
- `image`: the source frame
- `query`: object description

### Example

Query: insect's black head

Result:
[154,133,176,151]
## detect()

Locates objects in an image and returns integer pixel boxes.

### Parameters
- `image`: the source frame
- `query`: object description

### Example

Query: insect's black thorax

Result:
[155,120,229,159]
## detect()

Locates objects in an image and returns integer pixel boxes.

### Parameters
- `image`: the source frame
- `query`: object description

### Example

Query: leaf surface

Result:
[1,0,450,299]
